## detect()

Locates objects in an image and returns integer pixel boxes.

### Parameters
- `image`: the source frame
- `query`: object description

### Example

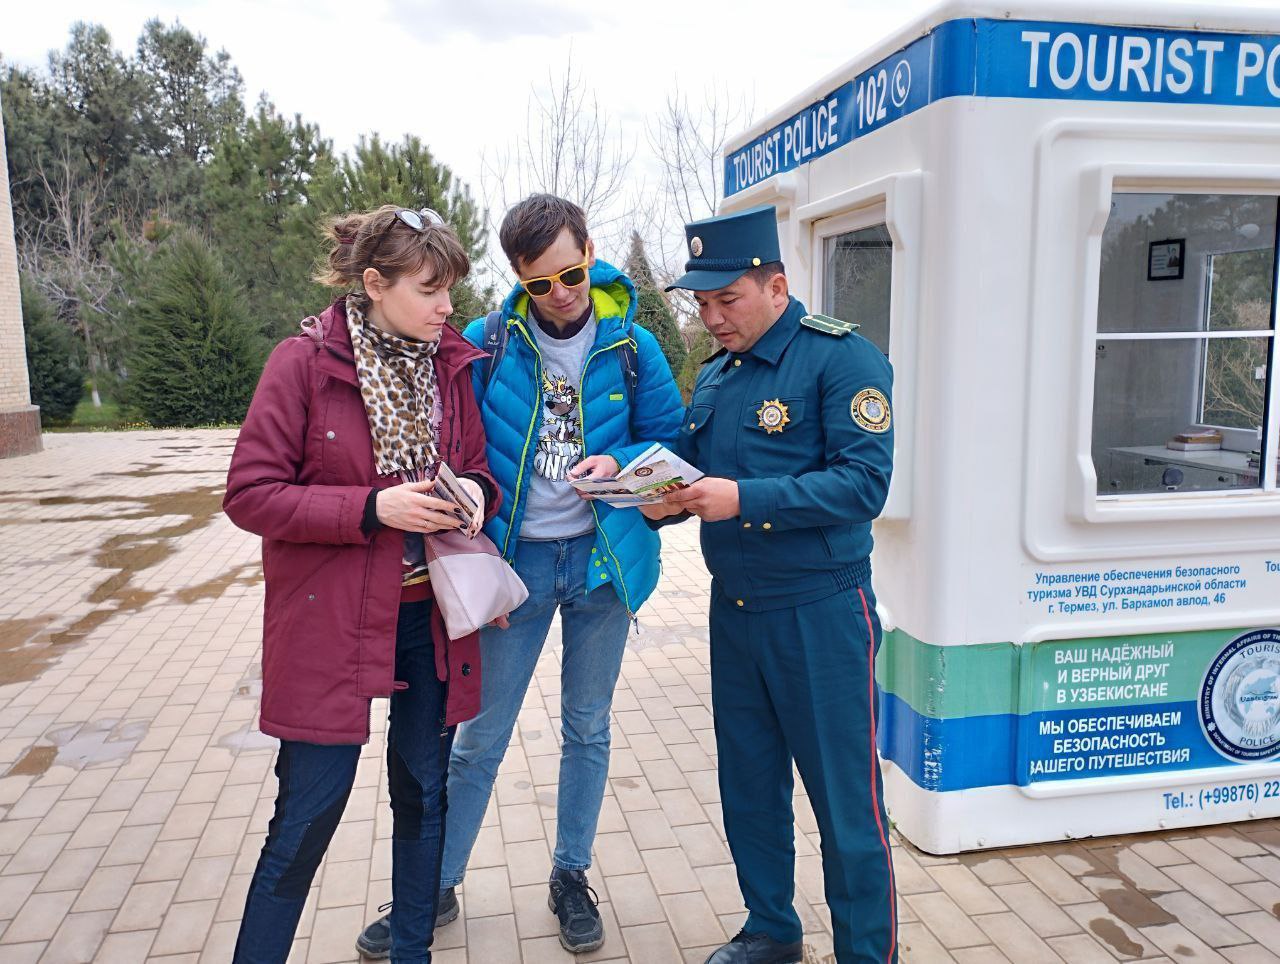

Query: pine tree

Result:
[310,134,495,326]
[21,277,84,425]
[677,325,716,402]
[123,231,265,426]
[624,232,686,375]
[203,99,335,340]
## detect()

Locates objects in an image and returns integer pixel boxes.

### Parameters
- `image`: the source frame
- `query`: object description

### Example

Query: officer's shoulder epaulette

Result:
[800,313,860,336]
[701,346,728,365]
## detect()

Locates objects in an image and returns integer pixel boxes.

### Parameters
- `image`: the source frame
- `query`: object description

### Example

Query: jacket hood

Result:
[498,260,637,335]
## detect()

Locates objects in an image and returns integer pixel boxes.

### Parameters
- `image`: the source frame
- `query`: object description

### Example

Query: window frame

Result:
[1196,247,1277,449]
[813,208,896,355]
[798,170,923,521]
[1092,189,1280,499]
[1077,175,1280,521]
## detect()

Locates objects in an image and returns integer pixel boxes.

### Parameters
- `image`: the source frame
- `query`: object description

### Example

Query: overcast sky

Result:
[3,0,939,263]
[6,0,1279,271]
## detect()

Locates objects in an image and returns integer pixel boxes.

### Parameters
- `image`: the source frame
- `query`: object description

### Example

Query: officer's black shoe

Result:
[702,929,804,964]
[547,867,604,953]
[354,889,460,959]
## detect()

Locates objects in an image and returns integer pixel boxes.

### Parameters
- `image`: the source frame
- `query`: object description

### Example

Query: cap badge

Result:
[690,236,703,257]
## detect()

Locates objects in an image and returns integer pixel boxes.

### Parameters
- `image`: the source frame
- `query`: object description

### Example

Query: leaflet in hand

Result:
[433,461,478,526]
[569,444,704,507]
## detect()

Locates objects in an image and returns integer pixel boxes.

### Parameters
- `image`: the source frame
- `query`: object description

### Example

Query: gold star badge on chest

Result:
[756,398,790,434]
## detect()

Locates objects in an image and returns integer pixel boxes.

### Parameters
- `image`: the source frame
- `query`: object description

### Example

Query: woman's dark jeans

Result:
[233,599,453,964]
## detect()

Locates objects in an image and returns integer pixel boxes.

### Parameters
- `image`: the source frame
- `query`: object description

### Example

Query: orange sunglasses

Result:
[520,260,589,298]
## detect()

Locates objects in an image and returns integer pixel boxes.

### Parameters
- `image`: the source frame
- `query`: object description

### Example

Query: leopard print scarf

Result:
[346,296,441,480]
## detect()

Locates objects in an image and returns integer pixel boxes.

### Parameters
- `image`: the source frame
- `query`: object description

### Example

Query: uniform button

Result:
[594,559,602,567]
[742,522,751,528]
[461,663,472,676]
[733,359,742,367]
[325,430,335,440]
[600,573,608,580]
[591,548,597,554]
[307,593,316,601]
[736,599,745,607]
[689,421,696,430]
[762,522,772,530]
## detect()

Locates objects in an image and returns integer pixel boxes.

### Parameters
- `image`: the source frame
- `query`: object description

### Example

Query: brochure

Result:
[433,460,479,526]
[568,444,704,507]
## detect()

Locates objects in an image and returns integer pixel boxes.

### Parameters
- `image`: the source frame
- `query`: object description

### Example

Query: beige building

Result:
[0,88,41,458]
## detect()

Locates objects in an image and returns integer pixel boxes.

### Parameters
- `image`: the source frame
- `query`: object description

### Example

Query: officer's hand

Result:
[568,455,620,501]
[664,477,740,522]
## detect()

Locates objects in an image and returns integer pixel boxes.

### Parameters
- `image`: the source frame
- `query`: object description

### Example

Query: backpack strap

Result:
[481,310,507,389]
[618,339,639,405]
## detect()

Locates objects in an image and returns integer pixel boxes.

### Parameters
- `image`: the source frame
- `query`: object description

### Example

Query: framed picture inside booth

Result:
[1148,238,1186,280]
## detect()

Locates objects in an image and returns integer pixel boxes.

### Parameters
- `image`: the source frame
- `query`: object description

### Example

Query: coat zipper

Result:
[501,317,544,560]
[578,336,637,621]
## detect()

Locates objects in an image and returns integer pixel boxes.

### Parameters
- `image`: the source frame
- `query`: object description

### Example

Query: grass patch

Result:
[48,396,150,432]
[45,395,242,433]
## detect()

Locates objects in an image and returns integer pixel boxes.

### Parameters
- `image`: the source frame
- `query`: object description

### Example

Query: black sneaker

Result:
[547,867,604,953]
[354,889,460,960]
[703,929,804,964]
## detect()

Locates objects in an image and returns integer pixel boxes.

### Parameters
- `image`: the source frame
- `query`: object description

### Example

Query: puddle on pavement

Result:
[218,720,277,753]
[0,485,225,691]
[176,562,262,605]
[0,615,57,686]
[627,625,689,653]
[2,719,149,778]
[1094,879,1175,928]
[6,744,57,776]
[234,662,262,699]
[106,467,221,478]
[1088,917,1143,957]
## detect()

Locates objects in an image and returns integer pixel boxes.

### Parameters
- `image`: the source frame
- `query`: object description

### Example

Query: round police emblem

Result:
[851,388,891,434]
[634,466,653,478]
[756,398,790,434]
[690,236,704,257]
[1200,629,1280,762]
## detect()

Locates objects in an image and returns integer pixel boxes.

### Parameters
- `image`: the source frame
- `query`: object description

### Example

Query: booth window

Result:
[1092,193,1280,496]
[823,223,892,353]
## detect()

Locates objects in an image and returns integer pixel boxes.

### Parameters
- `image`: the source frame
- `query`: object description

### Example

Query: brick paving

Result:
[1,430,1280,963]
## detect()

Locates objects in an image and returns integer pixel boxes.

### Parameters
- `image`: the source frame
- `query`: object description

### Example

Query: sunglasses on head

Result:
[368,207,446,261]
[519,259,590,298]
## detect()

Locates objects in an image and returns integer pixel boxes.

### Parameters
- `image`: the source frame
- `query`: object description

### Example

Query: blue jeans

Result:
[440,534,630,886]
[234,600,452,964]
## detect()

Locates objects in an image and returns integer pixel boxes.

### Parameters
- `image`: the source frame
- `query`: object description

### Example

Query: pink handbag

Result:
[424,529,528,639]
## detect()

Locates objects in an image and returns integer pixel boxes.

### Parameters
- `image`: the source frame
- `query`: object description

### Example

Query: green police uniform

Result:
[666,206,898,964]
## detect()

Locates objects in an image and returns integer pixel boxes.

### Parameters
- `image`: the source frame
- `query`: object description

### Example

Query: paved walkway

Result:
[1,431,1280,963]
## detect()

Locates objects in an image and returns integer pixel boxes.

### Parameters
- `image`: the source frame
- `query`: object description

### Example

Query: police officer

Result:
[643,206,897,964]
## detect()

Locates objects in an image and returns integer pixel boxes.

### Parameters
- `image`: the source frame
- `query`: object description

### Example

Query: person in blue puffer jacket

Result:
[356,194,684,961]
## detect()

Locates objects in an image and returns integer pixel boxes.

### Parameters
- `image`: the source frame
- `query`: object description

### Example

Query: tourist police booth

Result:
[717,0,1280,853]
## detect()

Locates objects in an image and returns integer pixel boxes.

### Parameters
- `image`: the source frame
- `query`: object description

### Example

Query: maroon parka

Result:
[224,298,500,744]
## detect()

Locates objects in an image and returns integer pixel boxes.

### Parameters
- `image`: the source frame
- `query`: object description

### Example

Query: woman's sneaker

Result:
[354,889,460,959]
[547,867,604,953]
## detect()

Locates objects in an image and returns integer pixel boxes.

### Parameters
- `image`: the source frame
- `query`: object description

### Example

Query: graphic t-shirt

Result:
[519,309,597,540]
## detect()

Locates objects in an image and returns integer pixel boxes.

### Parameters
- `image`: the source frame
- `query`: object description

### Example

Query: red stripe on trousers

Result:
[859,587,898,963]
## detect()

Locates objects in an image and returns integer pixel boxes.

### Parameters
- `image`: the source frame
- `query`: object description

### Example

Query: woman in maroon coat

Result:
[224,205,500,964]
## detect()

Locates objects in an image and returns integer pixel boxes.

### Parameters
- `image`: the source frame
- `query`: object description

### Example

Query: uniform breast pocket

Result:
[683,404,715,437]
[741,397,807,437]
[739,396,815,472]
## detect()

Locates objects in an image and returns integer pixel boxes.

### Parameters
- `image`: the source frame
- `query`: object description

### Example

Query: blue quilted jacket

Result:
[462,261,684,614]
